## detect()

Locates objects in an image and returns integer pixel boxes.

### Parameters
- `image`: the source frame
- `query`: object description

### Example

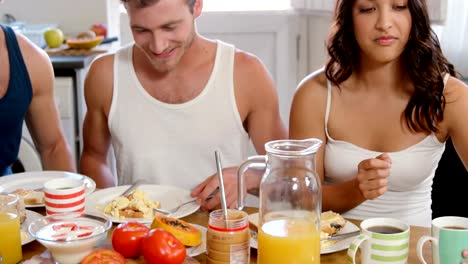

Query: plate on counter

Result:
[21,210,43,245]
[85,184,200,223]
[0,171,96,208]
[187,224,206,257]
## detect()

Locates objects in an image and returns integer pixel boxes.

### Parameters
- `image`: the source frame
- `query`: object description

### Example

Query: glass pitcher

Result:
[237,138,322,264]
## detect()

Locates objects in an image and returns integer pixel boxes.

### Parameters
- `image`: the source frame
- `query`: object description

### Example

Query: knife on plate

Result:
[322,230,361,241]
[121,179,144,196]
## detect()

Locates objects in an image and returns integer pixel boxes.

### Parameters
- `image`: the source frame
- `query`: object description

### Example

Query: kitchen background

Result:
[1,0,467,169]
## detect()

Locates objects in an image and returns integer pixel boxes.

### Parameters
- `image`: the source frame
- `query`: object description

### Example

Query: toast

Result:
[12,188,45,205]
[320,210,347,236]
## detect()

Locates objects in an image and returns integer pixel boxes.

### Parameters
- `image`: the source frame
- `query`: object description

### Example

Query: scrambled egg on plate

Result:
[103,188,160,219]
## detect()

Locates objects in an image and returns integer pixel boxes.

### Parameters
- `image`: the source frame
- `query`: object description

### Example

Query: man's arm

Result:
[19,34,75,172]
[79,54,115,188]
[235,52,288,191]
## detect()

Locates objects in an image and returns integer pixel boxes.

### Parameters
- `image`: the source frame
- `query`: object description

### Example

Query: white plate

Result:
[320,221,360,254]
[21,210,43,245]
[85,185,200,223]
[249,221,360,254]
[187,224,206,257]
[0,171,96,208]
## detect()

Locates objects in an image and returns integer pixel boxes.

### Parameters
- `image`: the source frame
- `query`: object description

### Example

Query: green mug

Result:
[417,216,468,264]
[347,218,410,264]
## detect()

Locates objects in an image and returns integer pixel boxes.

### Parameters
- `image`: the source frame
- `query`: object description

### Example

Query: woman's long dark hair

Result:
[325,0,456,133]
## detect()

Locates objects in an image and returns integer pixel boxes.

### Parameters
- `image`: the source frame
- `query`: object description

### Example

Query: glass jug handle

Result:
[237,155,267,210]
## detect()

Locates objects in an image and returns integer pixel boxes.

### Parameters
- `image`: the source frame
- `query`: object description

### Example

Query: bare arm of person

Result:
[237,52,288,192]
[19,34,75,171]
[191,51,287,210]
[79,54,115,188]
[442,77,468,169]
[289,71,391,213]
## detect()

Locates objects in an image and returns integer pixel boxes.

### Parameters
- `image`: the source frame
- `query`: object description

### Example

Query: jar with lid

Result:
[206,209,250,264]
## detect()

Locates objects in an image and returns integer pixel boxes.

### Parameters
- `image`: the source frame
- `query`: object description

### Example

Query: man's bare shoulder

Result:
[84,53,115,113]
[88,53,115,74]
[85,53,114,93]
[16,33,52,73]
[233,49,269,77]
[85,53,115,91]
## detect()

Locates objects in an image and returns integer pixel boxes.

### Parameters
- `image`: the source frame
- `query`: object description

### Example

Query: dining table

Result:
[21,207,433,264]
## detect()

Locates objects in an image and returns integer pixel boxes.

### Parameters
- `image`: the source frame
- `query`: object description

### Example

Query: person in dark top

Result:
[0,22,75,175]
[432,138,468,218]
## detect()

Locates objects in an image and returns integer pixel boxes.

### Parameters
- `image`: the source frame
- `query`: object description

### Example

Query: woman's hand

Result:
[357,153,392,200]
[462,249,468,264]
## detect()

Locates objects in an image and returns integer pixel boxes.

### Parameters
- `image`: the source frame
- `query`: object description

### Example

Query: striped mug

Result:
[44,178,86,215]
[348,218,410,264]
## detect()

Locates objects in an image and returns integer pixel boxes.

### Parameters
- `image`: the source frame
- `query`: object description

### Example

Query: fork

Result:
[153,199,199,215]
[153,191,218,215]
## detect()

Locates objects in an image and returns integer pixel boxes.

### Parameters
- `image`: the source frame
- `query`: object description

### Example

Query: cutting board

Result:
[45,44,109,56]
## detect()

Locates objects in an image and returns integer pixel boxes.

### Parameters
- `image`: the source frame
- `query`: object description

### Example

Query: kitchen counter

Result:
[50,55,97,70]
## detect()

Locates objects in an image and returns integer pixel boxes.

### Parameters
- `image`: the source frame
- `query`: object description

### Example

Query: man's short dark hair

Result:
[121,0,196,13]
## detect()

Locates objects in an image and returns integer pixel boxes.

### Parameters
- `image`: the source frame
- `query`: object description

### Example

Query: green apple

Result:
[44,28,64,48]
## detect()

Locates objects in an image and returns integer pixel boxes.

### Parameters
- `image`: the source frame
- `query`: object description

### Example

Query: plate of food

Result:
[21,210,43,245]
[248,211,360,254]
[0,171,96,208]
[85,185,200,223]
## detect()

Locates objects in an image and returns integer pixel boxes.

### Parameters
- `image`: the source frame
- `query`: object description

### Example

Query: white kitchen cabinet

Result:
[54,77,77,164]
[21,77,77,169]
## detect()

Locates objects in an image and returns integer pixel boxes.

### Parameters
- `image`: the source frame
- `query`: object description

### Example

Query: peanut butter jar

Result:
[207,209,250,264]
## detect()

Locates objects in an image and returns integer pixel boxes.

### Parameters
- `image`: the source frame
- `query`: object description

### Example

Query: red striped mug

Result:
[44,178,85,215]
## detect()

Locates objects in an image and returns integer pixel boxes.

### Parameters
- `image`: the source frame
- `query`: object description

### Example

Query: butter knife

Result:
[121,179,144,196]
[322,230,361,241]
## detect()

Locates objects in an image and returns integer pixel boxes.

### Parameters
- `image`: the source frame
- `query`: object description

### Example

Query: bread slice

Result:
[320,210,347,236]
[12,189,45,205]
[248,212,260,232]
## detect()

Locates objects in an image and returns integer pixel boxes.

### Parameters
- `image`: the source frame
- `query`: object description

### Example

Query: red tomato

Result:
[81,249,126,264]
[142,228,186,264]
[112,221,150,258]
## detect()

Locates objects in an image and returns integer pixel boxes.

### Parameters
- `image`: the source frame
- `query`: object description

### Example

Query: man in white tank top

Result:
[80,0,287,210]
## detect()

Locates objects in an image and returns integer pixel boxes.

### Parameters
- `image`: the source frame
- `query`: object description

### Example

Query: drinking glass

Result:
[0,193,23,264]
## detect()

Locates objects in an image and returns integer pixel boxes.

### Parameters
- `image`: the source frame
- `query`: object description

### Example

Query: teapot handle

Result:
[237,155,267,210]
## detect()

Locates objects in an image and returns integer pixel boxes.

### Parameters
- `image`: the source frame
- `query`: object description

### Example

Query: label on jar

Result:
[229,242,250,264]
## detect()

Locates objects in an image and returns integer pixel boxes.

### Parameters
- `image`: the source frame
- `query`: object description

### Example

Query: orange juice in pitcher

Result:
[258,218,320,263]
[0,194,23,264]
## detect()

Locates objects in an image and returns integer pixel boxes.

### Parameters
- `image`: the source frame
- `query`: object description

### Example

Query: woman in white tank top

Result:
[289,0,468,227]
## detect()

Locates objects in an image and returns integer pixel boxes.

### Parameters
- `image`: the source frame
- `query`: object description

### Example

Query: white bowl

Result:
[28,212,111,264]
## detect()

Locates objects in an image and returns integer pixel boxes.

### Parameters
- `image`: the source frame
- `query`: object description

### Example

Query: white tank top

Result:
[324,75,448,227]
[109,41,250,190]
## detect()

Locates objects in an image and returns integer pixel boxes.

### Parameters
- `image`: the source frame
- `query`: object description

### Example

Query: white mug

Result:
[348,218,410,264]
[417,216,468,264]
